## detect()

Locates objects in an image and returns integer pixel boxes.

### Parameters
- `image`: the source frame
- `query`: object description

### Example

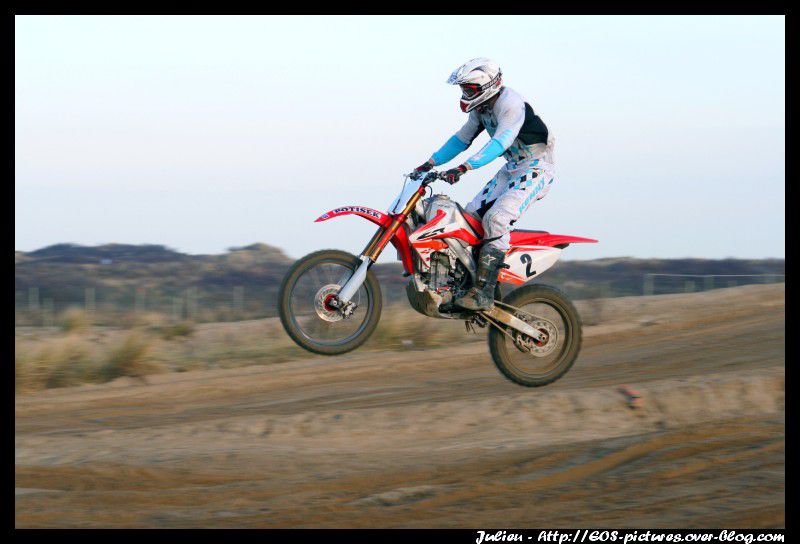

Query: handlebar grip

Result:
[408,170,441,184]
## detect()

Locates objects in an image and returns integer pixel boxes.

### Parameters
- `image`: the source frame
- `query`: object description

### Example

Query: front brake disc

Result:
[314,284,344,322]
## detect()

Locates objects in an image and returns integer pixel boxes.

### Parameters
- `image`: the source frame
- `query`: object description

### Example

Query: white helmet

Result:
[447,58,503,113]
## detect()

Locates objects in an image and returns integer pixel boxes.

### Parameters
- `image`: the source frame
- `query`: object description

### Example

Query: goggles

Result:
[459,83,483,100]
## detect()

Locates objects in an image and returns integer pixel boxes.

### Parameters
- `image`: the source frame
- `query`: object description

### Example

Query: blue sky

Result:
[15,15,785,261]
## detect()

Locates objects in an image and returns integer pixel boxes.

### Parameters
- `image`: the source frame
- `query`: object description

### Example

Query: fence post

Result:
[172,297,184,322]
[28,287,40,313]
[135,287,146,313]
[233,286,244,317]
[704,276,714,291]
[643,274,654,296]
[85,287,96,324]
[186,287,197,320]
[42,297,54,327]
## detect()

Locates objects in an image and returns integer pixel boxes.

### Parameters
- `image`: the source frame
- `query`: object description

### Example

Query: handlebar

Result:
[408,169,444,184]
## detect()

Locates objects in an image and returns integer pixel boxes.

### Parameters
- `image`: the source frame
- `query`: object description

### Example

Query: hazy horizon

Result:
[16,15,785,262]
[14,240,786,264]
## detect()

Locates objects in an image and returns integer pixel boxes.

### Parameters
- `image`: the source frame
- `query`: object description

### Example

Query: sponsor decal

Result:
[417,227,446,241]
[332,206,383,219]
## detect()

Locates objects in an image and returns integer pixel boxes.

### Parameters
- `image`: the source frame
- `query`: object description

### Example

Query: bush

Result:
[60,308,90,334]
[118,311,168,330]
[366,305,470,350]
[158,320,196,340]
[98,333,157,381]
[15,337,98,393]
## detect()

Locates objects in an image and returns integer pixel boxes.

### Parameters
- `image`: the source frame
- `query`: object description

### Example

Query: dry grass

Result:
[117,311,168,330]
[156,320,196,340]
[15,304,483,394]
[16,333,159,393]
[16,336,98,393]
[59,308,90,334]
[366,306,481,350]
[97,333,157,381]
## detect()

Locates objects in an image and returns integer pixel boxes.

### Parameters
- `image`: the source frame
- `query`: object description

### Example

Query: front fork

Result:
[335,255,372,304]
[334,185,426,308]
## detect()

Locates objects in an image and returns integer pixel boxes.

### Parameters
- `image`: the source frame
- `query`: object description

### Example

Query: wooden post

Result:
[186,287,197,320]
[28,287,40,313]
[172,297,183,322]
[233,286,244,318]
[643,274,654,296]
[42,297,54,327]
[135,287,146,313]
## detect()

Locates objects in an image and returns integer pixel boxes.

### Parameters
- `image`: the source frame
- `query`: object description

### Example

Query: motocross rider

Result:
[412,58,555,311]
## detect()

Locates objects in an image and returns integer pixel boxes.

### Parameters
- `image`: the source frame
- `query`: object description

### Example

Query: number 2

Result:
[520,254,536,278]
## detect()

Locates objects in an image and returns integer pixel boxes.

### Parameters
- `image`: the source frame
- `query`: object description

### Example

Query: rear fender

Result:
[315,205,414,274]
[499,246,562,285]
[509,232,598,248]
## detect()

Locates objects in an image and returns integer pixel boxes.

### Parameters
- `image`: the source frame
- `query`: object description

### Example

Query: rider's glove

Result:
[413,159,435,174]
[443,164,468,185]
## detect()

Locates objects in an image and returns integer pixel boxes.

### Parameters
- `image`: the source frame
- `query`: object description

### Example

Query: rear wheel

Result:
[488,284,582,387]
[278,250,382,355]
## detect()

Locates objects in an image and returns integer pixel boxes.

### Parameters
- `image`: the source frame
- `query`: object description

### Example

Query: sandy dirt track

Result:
[15,284,785,527]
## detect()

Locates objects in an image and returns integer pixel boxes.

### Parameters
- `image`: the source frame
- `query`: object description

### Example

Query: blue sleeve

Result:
[465,137,506,169]
[465,125,520,169]
[430,135,469,166]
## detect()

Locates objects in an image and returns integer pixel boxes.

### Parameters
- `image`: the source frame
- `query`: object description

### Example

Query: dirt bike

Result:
[278,170,597,387]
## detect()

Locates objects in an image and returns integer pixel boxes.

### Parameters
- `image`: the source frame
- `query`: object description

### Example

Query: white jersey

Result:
[455,87,554,167]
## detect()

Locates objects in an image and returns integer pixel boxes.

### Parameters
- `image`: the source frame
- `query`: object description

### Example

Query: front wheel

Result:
[278,250,382,355]
[488,284,582,387]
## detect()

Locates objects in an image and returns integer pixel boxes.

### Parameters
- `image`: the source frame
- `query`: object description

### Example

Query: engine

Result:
[405,195,472,319]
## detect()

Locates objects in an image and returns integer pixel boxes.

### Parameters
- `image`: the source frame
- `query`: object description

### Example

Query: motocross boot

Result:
[453,245,505,311]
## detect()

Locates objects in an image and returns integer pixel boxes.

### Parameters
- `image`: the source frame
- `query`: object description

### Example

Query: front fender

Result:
[314,205,414,274]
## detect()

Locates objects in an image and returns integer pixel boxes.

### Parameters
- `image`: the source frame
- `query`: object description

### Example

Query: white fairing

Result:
[409,195,477,269]
[502,246,562,283]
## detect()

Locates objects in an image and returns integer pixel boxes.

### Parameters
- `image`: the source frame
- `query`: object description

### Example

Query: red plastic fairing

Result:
[462,212,485,237]
[430,228,481,246]
[416,209,447,231]
[391,224,414,273]
[498,269,526,285]
[315,205,415,274]
[509,232,598,247]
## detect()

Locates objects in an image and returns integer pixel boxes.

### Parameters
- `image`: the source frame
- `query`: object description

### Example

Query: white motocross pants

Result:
[464,157,555,251]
